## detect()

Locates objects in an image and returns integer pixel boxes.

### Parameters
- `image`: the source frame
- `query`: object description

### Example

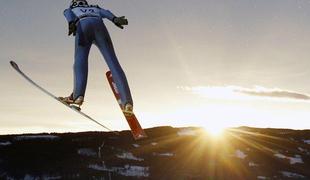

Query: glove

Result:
[113,16,128,29]
[68,22,77,36]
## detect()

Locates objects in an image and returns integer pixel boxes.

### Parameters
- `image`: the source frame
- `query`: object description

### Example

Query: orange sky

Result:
[1,0,310,134]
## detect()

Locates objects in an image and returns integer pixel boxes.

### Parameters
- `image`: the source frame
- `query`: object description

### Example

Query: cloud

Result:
[234,88,310,100]
[180,86,310,101]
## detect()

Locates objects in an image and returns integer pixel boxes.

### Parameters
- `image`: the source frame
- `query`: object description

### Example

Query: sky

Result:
[1,0,310,135]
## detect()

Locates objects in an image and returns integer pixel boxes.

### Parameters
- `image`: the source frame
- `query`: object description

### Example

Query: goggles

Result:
[71,1,88,8]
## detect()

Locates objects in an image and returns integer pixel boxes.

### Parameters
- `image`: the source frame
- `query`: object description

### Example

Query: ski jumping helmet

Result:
[70,0,89,7]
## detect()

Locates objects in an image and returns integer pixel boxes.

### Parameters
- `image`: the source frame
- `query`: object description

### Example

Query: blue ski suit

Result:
[64,5,133,106]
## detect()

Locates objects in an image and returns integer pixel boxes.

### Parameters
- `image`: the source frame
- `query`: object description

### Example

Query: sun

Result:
[203,125,226,137]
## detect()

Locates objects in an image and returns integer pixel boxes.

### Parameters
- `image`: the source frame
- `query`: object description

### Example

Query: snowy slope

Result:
[0,126,309,179]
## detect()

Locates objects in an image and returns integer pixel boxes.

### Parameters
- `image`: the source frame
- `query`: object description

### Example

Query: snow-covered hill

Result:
[0,126,309,179]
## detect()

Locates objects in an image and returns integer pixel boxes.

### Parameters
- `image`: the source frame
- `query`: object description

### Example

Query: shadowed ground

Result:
[0,126,309,179]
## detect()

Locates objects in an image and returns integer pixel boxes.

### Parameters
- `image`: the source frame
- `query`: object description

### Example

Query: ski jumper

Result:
[63,5,133,107]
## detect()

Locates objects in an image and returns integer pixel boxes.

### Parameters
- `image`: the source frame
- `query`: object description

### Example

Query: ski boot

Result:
[123,103,134,117]
[58,93,84,111]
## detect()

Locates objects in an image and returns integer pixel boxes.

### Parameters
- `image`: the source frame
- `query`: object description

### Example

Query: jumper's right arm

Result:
[64,8,78,36]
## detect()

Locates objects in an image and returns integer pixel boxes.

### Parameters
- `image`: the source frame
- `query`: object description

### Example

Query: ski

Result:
[9,61,117,134]
[106,71,147,140]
